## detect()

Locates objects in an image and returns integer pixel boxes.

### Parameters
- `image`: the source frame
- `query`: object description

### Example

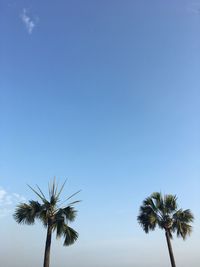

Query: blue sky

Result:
[0,1,200,266]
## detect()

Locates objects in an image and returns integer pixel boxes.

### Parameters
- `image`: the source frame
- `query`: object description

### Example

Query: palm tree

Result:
[137,192,194,267]
[13,179,80,267]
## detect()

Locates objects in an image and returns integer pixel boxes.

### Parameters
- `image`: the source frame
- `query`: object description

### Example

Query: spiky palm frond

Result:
[27,185,48,204]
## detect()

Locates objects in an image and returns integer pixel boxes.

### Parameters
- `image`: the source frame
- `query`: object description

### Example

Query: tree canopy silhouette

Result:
[138,192,194,267]
[14,178,80,267]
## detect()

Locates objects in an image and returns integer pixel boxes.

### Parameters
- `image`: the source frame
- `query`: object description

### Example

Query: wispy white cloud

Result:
[20,8,37,34]
[0,187,26,217]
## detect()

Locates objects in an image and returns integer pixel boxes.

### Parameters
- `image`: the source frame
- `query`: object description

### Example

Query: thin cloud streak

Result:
[20,8,36,34]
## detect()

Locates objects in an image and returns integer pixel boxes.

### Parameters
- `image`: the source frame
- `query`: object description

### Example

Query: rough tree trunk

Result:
[43,223,53,267]
[165,230,176,267]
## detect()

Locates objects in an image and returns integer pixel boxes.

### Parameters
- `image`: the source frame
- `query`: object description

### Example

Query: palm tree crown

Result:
[14,179,80,246]
[138,192,194,240]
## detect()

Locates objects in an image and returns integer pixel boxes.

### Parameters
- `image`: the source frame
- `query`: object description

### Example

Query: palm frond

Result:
[54,206,77,226]
[38,209,48,227]
[63,225,78,246]
[13,201,42,225]
[151,192,164,213]
[36,185,46,199]
[67,200,81,206]
[143,197,158,213]
[172,209,194,239]
[61,206,77,222]
[58,190,81,209]
[53,218,78,246]
[27,185,49,204]
[164,194,177,214]
[138,205,158,233]
[56,179,68,200]
[54,217,65,238]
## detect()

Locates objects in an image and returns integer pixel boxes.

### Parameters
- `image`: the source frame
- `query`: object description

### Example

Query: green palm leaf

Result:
[63,225,78,246]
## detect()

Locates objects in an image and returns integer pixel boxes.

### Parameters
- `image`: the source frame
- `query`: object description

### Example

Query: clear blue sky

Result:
[0,1,200,266]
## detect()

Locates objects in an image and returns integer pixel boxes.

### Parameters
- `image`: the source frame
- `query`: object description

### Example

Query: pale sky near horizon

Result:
[0,1,200,267]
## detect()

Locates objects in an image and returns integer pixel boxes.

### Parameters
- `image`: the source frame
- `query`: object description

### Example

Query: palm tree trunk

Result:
[165,230,176,267]
[43,223,53,267]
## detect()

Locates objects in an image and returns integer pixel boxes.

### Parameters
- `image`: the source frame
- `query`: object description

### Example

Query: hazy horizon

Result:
[1,0,200,266]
